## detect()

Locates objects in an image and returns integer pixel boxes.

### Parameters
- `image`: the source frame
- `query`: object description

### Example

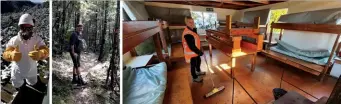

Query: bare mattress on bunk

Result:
[269,39,332,66]
[123,62,167,104]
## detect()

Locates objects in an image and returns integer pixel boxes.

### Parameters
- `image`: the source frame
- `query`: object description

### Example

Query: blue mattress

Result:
[270,46,330,65]
[123,62,167,104]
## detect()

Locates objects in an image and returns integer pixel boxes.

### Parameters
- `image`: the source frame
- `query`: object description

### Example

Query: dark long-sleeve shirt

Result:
[184,27,203,56]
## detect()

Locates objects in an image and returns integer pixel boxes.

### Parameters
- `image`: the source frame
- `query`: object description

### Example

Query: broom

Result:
[202,50,225,98]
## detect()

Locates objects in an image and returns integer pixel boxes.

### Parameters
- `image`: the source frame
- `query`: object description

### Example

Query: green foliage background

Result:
[269,8,288,33]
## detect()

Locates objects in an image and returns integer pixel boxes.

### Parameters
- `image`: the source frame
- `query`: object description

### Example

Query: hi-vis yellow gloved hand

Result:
[2,45,22,62]
[28,45,49,61]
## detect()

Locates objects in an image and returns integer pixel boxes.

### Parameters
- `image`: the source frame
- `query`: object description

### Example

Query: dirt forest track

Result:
[52,52,118,104]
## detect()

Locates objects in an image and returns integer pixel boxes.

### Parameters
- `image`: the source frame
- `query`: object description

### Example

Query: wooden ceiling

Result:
[145,0,287,10]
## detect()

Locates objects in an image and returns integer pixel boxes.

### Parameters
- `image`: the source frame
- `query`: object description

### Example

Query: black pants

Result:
[190,56,201,79]
[70,52,81,68]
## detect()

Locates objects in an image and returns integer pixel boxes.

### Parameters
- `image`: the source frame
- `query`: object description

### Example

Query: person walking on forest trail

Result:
[70,24,87,86]
[2,13,49,90]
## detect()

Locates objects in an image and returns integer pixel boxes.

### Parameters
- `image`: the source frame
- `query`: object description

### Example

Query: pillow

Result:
[276,39,330,58]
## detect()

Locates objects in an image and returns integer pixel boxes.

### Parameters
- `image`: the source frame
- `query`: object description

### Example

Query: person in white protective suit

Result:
[2,13,49,89]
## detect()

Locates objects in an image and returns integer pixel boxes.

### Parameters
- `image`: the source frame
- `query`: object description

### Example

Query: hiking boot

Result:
[196,71,206,76]
[77,75,87,86]
[193,76,203,83]
[72,74,78,84]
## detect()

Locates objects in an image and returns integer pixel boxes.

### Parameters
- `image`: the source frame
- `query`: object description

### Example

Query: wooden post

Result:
[251,53,257,72]
[321,34,341,81]
[232,36,242,51]
[254,16,260,29]
[336,42,341,54]
[130,49,138,56]
[268,22,274,50]
[153,34,165,62]
[264,24,268,40]
[158,21,168,54]
[226,15,232,36]
[279,29,283,40]
[209,44,212,57]
[257,35,264,51]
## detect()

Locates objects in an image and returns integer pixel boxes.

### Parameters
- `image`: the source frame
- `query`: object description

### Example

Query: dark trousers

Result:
[190,56,201,79]
[70,52,81,68]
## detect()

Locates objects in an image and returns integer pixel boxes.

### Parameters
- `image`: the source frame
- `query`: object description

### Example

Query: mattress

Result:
[123,62,167,104]
[270,46,330,65]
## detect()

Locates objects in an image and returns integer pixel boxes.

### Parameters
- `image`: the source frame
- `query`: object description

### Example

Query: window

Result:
[191,11,218,33]
[269,8,288,33]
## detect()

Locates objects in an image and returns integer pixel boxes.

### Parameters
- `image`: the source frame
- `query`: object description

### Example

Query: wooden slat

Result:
[248,0,269,4]
[207,36,234,55]
[1,91,13,103]
[271,23,341,34]
[206,30,232,42]
[230,28,260,36]
[123,21,159,36]
[123,21,160,54]
[146,1,286,10]
[262,50,324,76]
[234,22,254,27]
[123,27,160,54]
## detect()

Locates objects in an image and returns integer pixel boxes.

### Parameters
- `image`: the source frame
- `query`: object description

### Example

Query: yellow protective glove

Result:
[28,45,49,60]
[2,45,22,62]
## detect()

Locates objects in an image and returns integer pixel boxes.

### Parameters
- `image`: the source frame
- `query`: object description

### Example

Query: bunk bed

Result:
[262,22,341,81]
[205,15,264,103]
[123,21,170,104]
[207,15,264,71]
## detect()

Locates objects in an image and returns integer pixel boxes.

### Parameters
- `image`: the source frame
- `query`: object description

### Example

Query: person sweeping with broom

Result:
[182,16,206,82]
[182,16,225,98]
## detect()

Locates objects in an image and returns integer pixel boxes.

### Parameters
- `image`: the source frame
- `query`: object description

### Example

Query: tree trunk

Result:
[98,1,108,61]
[94,2,98,52]
[60,1,67,55]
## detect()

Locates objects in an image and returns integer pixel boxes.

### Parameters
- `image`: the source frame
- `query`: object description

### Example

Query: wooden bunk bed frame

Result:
[262,22,341,81]
[205,15,264,103]
[206,15,264,71]
[123,21,171,68]
[123,21,193,104]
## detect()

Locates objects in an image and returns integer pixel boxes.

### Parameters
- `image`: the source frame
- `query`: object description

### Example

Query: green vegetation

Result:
[269,8,288,33]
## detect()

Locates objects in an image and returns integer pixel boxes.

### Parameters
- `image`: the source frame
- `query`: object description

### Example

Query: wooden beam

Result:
[248,0,269,4]
[146,1,246,10]
[217,0,262,7]
[271,23,341,34]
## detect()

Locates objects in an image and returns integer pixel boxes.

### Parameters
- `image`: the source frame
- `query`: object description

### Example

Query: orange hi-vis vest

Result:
[182,27,201,63]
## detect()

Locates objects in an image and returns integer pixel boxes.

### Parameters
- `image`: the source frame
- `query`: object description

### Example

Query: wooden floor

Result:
[165,49,337,104]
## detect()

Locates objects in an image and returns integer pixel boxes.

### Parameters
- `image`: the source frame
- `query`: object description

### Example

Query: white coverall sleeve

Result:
[35,35,46,47]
